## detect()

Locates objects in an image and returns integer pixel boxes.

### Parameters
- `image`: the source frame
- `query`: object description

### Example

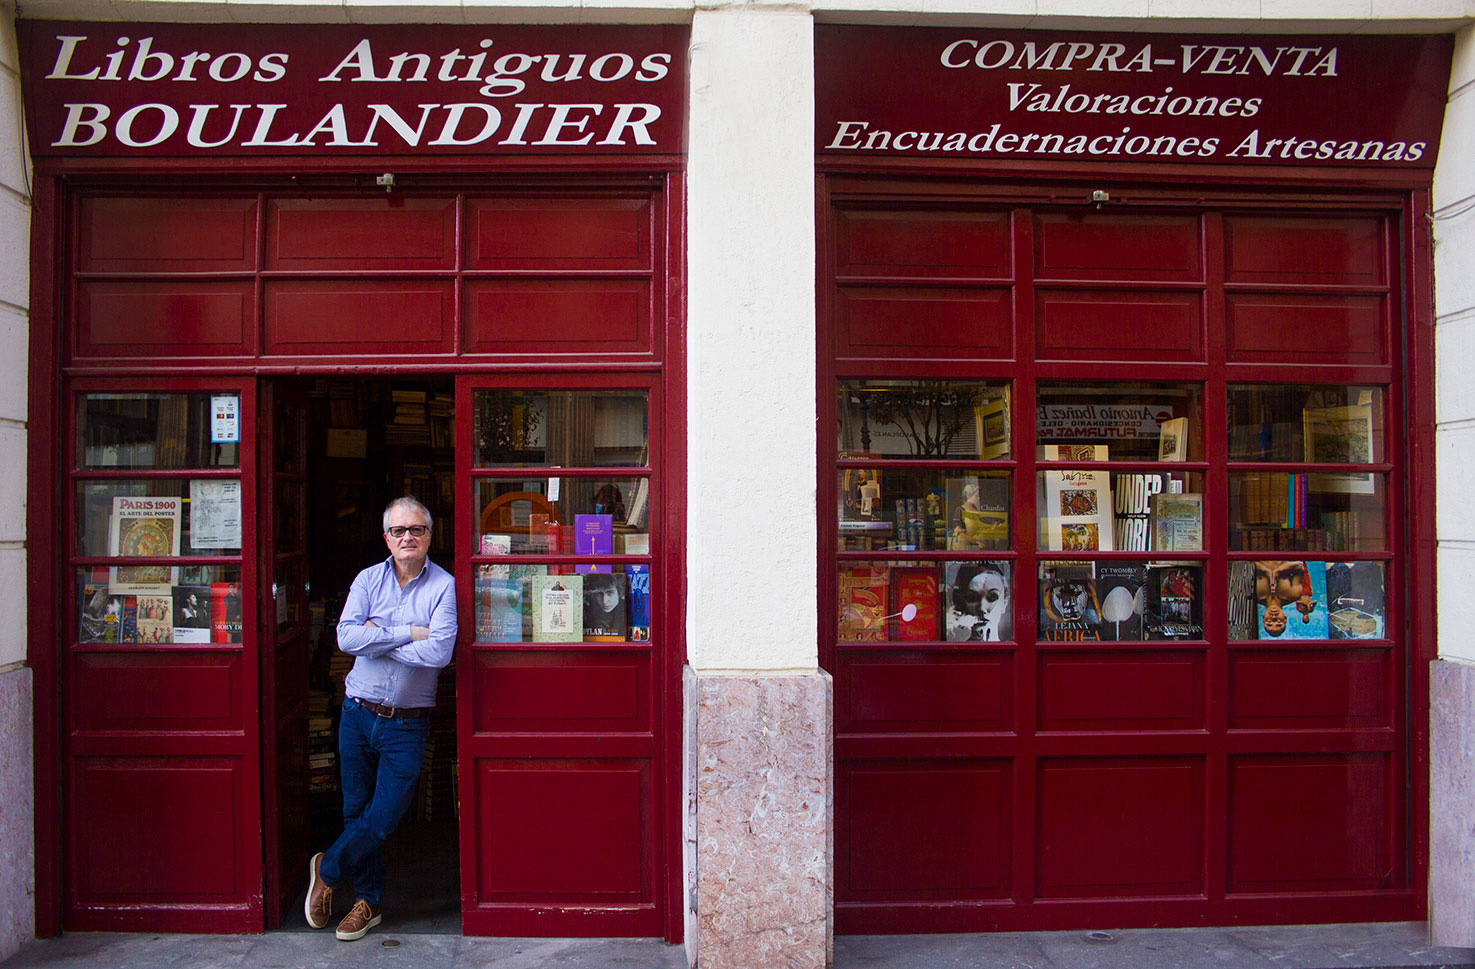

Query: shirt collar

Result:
[383,555,430,583]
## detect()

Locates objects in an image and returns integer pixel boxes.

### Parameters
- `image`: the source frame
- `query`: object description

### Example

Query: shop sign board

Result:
[18,21,688,157]
[817,26,1452,168]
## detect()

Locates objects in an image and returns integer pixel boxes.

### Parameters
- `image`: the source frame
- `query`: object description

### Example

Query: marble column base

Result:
[684,668,832,969]
[1432,658,1475,946]
[0,667,34,961]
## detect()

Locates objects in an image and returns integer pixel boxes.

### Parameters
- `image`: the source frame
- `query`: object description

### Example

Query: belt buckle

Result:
[375,703,396,719]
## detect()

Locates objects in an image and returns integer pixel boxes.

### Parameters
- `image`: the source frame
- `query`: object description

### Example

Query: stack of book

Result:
[385,388,432,445]
[308,690,337,794]
[428,392,453,448]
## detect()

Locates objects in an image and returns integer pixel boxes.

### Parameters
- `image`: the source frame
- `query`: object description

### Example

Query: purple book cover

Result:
[574,513,613,574]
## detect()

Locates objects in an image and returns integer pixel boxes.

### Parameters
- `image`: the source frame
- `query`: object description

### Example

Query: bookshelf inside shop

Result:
[833,380,1389,646]
[301,378,459,833]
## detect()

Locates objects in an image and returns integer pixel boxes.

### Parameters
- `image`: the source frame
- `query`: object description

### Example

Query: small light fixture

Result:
[376,173,396,193]
[1090,189,1110,209]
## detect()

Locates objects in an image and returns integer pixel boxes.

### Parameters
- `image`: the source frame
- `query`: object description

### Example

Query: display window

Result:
[820,183,1421,933]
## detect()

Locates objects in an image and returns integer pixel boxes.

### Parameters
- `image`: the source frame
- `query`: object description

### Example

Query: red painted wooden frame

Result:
[816,167,1434,934]
[28,160,688,943]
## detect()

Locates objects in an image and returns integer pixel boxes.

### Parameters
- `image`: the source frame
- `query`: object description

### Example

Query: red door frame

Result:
[815,167,1437,932]
[27,163,688,942]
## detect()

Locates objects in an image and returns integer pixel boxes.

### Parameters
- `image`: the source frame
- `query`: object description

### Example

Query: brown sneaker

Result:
[304,852,333,929]
[336,898,382,941]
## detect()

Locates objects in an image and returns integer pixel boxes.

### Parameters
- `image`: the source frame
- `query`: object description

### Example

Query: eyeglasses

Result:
[386,525,430,538]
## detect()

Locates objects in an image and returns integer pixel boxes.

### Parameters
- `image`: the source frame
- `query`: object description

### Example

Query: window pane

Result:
[1036,382,1203,461]
[1040,560,1203,642]
[473,390,649,468]
[474,564,650,644]
[1036,471,1204,552]
[1227,385,1384,463]
[838,470,1011,551]
[75,564,243,644]
[77,393,241,469]
[1228,560,1387,642]
[474,476,649,555]
[1228,471,1386,552]
[837,560,1014,643]
[837,380,1011,459]
[75,480,243,557]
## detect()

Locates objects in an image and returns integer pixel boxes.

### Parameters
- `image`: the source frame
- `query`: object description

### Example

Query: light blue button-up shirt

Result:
[337,556,458,709]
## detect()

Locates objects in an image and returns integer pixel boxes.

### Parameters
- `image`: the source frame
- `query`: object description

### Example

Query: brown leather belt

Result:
[351,697,431,719]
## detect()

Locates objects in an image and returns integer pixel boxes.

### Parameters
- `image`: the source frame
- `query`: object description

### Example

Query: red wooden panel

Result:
[836,286,1011,359]
[70,757,244,900]
[75,282,253,358]
[264,281,454,355]
[839,760,1011,899]
[1036,290,1202,362]
[1224,216,1385,285]
[835,208,1009,278]
[1036,757,1204,898]
[1225,293,1386,364]
[835,651,1011,732]
[1035,213,1202,282]
[464,280,650,355]
[1227,754,1391,893]
[1037,651,1204,731]
[472,760,649,900]
[73,652,240,732]
[471,650,648,733]
[1229,650,1389,729]
[266,197,455,270]
[467,197,652,271]
[77,196,256,273]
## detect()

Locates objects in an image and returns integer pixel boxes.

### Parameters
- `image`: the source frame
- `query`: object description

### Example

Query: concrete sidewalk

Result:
[4,921,1474,969]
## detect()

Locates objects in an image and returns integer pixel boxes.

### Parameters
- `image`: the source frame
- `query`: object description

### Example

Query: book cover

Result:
[947,476,1010,551]
[627,564,651,641]
[136,593,174,644]
[574,513,614,574]
[1157,417,1188,461]
[891,567,940,641]
[618,533,650,555]
[1041,469,1114,552]
[1112,473,1170,552]
[838,566,889,642]
[532,574,583,643]
[1304,402,1376,494]
[476,576,524,642]
[107,495,182,594]
[1096,561,1147,641]
[1040,444,1109,461]
[508,564,548,640]
[1255,560,1329,640]
[1150,493,1203,552]
[1038,562,1101,642]
[1326,561,1385,640]
[77,578,122,644]
[944,562,1012,641]
[1227,561,1258,640]
[172,585,212,643]
[583,573,628,641]
[119,595,139,643]
[478,533,512,579]
[210,582,242,643]
[1144,564,1204,640]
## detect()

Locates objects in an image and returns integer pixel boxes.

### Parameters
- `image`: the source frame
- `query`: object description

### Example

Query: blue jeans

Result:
[318,698,429,907]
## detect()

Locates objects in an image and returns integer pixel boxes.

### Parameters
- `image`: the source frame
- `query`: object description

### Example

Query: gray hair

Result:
[383,496,433,532]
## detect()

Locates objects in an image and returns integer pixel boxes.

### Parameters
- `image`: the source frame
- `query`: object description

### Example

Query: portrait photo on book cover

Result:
[945,562,1012,642]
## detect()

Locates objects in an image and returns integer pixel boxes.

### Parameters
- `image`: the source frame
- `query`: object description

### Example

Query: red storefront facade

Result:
[21,20,689,938]
[817,26,1450,934]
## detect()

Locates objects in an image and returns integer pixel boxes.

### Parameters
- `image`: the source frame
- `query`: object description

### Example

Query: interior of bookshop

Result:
[836,380,1390,646]
[71,380,653,919]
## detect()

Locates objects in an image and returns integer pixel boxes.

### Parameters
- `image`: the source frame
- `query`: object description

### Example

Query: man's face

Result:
[384,506,431,572]
[594,583,619,613]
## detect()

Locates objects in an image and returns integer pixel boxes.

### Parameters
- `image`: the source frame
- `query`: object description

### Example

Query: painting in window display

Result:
[1252,560,1329,640]
[947,476,1009,551]
[945,562,1012,642]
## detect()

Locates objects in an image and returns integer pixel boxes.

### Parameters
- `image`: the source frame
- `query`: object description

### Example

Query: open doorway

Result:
[269,375,460,933]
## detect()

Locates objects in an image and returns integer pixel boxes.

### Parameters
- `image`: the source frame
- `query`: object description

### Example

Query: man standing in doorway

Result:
[305,496,458,941]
